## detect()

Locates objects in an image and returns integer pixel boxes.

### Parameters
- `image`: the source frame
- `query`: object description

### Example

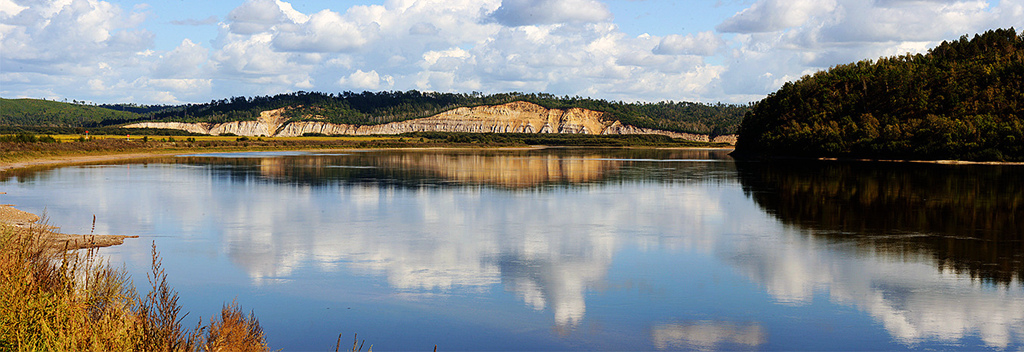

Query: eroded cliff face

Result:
[125,101,732,143]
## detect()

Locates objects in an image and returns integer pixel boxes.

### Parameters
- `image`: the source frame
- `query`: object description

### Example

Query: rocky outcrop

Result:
[129,121,214,135]
[712,134,738,144]
[600,121,709,142]
[125,101,732,144]
[128,108,291,137]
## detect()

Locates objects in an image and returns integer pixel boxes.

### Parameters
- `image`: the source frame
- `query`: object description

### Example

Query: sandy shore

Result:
[0,151,194,173]
[1,194,137,250]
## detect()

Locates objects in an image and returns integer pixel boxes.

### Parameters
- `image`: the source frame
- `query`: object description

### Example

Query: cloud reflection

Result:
[190,150,735,329]
[727,226,1024,348]
[214,180,712,328]
[651,321,766,350]
[212,152,1024,346]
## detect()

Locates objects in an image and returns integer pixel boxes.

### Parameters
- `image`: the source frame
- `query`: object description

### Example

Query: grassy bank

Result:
[0,223,269,351]
[0,135,406,166]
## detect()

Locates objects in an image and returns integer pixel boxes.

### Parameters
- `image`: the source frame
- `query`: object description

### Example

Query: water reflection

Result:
[651,321,766,350]
[154,149,734,331]
[735,160,1024,284]
[2,150,1022,349]
[173,148,736,189]
[734,160,1024,347]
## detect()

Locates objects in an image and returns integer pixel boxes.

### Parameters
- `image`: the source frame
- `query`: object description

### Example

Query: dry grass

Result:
[0,222,270,351]
[202,300,267,352]
[0,137,412,165]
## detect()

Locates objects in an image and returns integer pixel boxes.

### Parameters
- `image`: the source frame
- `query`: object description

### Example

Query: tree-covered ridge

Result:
[144,91,748,135]
[735,28,1024,161]
[2,92,747,135]
[0,98,140,127]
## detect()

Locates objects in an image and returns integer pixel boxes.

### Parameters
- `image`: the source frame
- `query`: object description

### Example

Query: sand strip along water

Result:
[0,200,137,250]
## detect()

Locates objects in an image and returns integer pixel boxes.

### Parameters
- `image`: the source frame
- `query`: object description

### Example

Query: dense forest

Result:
[734,28,1024,161]
[1,92,748,136]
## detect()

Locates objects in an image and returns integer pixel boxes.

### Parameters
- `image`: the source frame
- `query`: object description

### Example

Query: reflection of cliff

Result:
[181,149,735,189]
[183,151,622,189]
[736,161,1024,284]
[374,152,616,188]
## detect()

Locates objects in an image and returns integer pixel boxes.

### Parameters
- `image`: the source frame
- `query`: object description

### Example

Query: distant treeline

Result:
[735,28,1024,161]
[2,92,749,136]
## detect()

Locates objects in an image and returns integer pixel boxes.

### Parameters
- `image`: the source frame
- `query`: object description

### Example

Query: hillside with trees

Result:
[140,91,747,136]
[734,28,1024,161]
[0,98,141,127]
[1,92,748,137]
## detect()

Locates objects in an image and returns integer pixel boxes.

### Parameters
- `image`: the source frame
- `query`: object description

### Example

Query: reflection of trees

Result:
[736,161,1024,284]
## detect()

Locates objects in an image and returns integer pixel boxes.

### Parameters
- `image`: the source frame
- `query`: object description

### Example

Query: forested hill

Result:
[1,92,749,137]
[139,91,748,136]
[0,98,140,127]
[734,28,1024,161]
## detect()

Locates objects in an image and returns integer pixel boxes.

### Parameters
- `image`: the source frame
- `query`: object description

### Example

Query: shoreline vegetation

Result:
[0,211,271,350]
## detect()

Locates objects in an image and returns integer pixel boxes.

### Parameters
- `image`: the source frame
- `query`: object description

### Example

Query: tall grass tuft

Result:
[0,222,269,351]
[202,300,266,352]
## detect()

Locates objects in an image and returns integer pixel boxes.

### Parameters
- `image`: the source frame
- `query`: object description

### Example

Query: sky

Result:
[1,0,1022,105]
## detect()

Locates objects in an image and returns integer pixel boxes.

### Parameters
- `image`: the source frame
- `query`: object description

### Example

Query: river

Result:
[1,148,1021,350]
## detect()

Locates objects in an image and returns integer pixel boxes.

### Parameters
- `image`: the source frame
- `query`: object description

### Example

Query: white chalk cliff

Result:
[125,101,735,143]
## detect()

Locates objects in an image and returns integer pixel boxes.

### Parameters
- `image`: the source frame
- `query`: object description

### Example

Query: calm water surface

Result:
[2,149,1022,350]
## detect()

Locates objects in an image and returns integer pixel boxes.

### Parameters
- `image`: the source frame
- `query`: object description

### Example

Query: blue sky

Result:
[2,0,1022,105]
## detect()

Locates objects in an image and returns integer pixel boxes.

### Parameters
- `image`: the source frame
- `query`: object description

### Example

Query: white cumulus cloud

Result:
[339,69,394,90]
[717,0,838,33]
[151,39,209,78]
[653,31,725,56]
[488,0,611,26]
[3,0,1023,105]
[271,9,372,52]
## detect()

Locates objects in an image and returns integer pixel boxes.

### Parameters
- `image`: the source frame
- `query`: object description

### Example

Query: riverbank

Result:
[1,134,732,174]
[0,201,138,250]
